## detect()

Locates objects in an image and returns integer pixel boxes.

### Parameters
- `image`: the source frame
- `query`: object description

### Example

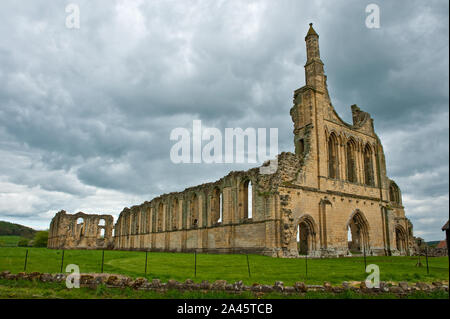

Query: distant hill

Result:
[0,220,37,239]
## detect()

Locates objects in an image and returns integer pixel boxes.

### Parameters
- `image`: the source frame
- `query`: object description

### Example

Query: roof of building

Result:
[436,240,447,249]
[442,220,449,231]
[306,23,318,38]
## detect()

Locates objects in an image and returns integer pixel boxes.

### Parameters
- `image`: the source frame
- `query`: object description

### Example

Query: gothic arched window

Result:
[364,144,375,186]
[346,140,357,183]
[389,183,401,204]
[328,134,339,179]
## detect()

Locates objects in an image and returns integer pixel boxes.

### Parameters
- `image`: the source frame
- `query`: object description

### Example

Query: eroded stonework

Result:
[48,211,114,249]
[48,24,415,257]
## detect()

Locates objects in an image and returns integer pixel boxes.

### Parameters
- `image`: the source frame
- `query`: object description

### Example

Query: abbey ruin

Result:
[48,24,415,257]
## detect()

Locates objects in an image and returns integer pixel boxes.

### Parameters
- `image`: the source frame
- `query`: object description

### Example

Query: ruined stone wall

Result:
[112,163,286,256]
[277,24,415,257]
[48,211,114,250]
[284,85,413,257]
[47,24,415,258]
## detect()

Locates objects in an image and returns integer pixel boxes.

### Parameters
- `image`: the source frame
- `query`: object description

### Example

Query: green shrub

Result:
[33,231,49,247]
[17,238,29,247]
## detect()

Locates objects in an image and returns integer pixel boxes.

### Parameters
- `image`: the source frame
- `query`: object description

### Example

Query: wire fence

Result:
[0,247,446,285]
[0,247,258,281]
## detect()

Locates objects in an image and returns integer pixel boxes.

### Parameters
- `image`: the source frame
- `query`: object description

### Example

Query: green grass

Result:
[0,247,448,286]
[0,236,23,247]
[0,279,448,299]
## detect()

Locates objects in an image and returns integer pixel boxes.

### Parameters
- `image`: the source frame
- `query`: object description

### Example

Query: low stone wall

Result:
[0,271,448,295]
[417,247,448,257]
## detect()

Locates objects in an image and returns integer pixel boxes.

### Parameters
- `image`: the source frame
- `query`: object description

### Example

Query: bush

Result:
[17,238,30,247]
[33,231,49,247]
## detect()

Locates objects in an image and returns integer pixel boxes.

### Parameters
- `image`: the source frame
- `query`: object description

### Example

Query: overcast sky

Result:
[0,0,448,241]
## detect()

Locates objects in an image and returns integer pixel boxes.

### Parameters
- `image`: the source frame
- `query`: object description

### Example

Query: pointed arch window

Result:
[364,144,375,186]
[211,187,222,224]
[239,180,253,220]
[151,208,156,232]
[172,198,179,230]
[346,140,357,183]
[190,194,199,228]
[328,134,339,179]
[389,183,401,204]
[157,203,164,232]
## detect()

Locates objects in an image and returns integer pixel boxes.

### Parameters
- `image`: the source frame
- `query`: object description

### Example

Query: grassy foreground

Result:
[0,247,448,286]
[0,279,448,299]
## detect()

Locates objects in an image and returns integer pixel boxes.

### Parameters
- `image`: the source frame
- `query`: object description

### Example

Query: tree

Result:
[33,231,49,247]
[18,238,30,247]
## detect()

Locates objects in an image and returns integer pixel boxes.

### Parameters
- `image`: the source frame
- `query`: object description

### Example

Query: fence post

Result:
[23,249,29,272]
[144,251,148,276]
[425,246,429,275]
[416,251,423,267]
[194,251,197,278]
[246,254,251,278]
[305,253,308,279]
[101,250,105,273]
[363,248,367,270]
[60,250,65,273]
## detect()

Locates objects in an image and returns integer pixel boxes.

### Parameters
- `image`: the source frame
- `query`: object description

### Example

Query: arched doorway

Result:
[346,211,370,254]
[296,215,317,255]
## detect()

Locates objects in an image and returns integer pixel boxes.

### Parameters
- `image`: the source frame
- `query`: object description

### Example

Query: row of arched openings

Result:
[151,180,253,232]
[296,211,408,255]
[296,211,370,255]
[75,217,106,238]
[328,133,375,186]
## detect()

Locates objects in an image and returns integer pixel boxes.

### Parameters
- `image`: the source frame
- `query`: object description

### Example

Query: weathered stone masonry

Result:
[48,211,114,250]
[48,24,415,257]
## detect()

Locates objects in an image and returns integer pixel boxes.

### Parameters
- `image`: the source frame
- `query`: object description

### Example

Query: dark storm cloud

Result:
[0,0,448,239]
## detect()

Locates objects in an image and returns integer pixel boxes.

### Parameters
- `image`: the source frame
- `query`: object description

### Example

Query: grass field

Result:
[0,236,22,247]
[0,247,448,286]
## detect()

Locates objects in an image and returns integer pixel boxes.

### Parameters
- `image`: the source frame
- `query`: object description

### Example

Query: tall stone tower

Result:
[290,23,332,190]
[304,23,326,91]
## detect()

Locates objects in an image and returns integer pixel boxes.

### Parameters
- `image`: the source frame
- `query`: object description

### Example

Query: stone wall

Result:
[48,210,114,250]
[1,271,448,296]
[112,160,286,256]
